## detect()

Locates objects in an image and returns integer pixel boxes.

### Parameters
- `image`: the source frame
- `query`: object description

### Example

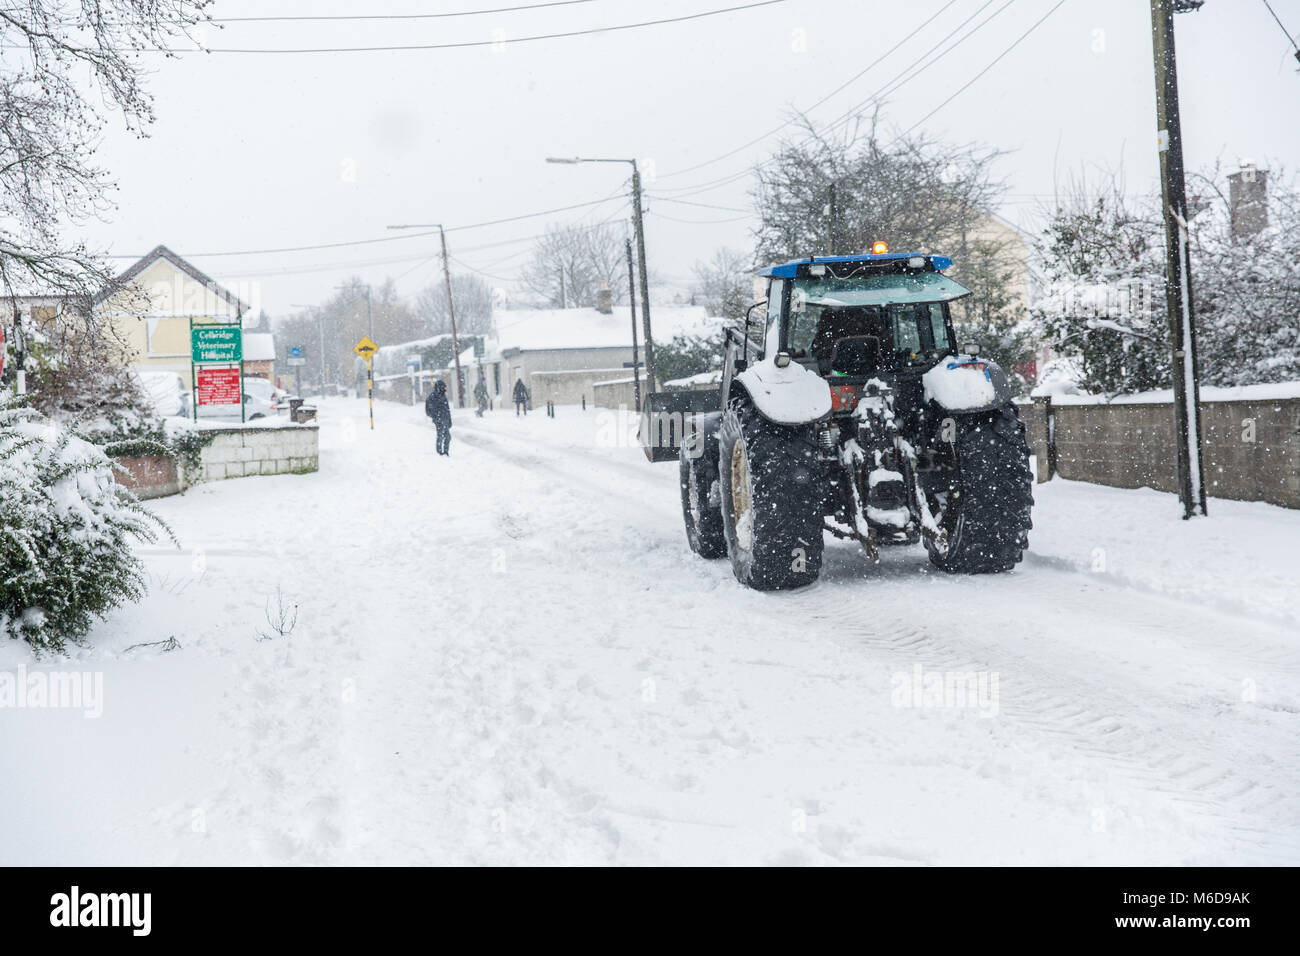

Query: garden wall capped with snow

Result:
[194,422,319,483]
[1028,384,1300,509]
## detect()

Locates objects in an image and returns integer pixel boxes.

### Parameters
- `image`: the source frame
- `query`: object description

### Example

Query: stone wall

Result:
[592,378,644,410]
[531,368,636,408]
[196,424,320,483]
[1032,396,1300,509]
[112,453,182,500]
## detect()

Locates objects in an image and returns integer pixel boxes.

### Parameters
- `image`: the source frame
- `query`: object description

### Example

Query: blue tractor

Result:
[641,247,1034,590]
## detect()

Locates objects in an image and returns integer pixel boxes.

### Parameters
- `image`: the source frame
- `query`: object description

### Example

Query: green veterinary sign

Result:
[191,326,242,363]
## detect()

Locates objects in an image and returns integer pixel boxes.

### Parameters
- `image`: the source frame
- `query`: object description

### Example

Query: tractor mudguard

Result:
[732,357,832,426]
[921,354,1018,414]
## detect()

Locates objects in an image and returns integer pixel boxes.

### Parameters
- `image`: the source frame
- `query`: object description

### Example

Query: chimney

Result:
[595,280,613,314]
[1227,160,1268,239]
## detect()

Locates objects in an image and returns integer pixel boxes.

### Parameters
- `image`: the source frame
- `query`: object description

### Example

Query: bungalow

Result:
[95,244,255,394]
[484,305,715,408]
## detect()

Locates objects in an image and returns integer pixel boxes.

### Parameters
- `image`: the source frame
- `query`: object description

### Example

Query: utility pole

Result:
[826,182,837,255]
[387,223,463,407]
[1150,0,1207,518]
[625,235,642,412]
[629,163,655,393]
[438,226,464,408]
[547,155,656,392]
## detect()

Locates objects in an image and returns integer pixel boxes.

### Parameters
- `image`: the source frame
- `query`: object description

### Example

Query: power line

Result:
[104,197,621,260]
[648,210,752,224]
[1261,0,1300,60]
[657,0,964,179]
[213,0,601,23]
[648,196,751,212]
[896,0,1067,140]
[651,0,1064,207]
[653,0,1012,200]
[166,0,790,54]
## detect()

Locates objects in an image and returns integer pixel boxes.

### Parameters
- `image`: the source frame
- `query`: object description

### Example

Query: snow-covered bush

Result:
[0,401,172,651]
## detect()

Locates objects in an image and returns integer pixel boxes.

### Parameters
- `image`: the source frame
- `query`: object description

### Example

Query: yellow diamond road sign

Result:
[353,336,378,361]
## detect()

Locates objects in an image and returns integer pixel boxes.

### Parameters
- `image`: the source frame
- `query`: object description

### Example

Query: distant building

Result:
[7,244,267,398]
[95,244,258,395]
[486,305,714,408]
[242,332,277,383]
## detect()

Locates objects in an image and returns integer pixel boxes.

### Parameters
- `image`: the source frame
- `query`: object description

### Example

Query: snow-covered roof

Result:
[492,306,714,352]
[243,332,276,362]
[374,333,454,359]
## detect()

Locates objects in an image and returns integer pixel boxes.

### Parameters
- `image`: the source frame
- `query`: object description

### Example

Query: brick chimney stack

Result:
[1227,160,1268,239]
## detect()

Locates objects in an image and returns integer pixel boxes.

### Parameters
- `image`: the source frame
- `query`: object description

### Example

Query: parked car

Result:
[199,376,287,420]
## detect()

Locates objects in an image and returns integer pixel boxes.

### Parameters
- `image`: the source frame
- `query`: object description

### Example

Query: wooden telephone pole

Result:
[1150,0,1208,518]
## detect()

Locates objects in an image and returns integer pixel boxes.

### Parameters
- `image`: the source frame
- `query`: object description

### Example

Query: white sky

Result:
[80,0,1300,318]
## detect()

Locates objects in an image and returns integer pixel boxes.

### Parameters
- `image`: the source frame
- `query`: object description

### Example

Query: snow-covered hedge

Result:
[0,403,171,651]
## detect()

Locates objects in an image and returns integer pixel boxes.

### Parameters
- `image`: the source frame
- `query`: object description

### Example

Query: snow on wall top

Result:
[1050,381,1300,405]
[493,306,714,352]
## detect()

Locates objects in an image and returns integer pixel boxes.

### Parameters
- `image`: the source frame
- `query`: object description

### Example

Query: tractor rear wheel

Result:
[718,398,823,590]
[924,403,1033,574]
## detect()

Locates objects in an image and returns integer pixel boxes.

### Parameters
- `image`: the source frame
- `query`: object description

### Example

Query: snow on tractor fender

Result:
[921,354,1018,413]
[732,356,832,426]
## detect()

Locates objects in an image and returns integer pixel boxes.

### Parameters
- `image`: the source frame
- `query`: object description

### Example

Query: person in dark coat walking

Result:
[513,378,529,416]
[425,380,452,455]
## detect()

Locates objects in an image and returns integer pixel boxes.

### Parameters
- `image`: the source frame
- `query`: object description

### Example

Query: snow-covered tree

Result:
[1190,168,1300,387]
[1034,166,1300,393]
[0,400,171,650]
[417,273,494,336]
[521,223,626,309]
[691,247,754,322]
[1032,179,1171,394]
[1,1,211,302]
[752,112,1004,263]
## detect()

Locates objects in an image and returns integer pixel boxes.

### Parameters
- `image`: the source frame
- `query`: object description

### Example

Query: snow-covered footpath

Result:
[1,397,1297,865]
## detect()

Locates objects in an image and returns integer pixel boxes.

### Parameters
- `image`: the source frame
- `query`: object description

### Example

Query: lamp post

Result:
[388,223,463,407]
[546,156,656,394]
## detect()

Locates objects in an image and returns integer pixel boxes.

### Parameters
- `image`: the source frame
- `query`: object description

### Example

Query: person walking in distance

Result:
[513,377,529,417]
[425,380,452,456]
[474,375,489,418]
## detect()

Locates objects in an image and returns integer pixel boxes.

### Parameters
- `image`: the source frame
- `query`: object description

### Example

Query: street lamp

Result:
[546,156,656,394]
[387,223,464,407]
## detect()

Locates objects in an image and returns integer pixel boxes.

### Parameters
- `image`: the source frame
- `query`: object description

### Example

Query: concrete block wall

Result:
[1034,396,1300,509]
[197,424,320,482]
[530,368,636,408]
[592,378,643,410]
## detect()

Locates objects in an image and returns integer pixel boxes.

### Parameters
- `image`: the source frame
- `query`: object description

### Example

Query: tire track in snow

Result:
[455,413,1300,862]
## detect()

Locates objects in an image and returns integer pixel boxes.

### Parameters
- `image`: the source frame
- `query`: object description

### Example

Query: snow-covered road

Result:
[2,397,1297,865]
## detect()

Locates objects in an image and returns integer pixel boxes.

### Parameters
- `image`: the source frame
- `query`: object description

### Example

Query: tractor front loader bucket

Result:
[638,388,722,463]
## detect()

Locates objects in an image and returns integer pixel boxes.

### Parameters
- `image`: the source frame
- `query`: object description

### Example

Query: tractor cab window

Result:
[788,271,965,376]
[762,279,787,357]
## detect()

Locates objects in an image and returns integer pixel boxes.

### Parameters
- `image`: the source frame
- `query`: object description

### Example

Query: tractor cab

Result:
[757,248,971,418]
